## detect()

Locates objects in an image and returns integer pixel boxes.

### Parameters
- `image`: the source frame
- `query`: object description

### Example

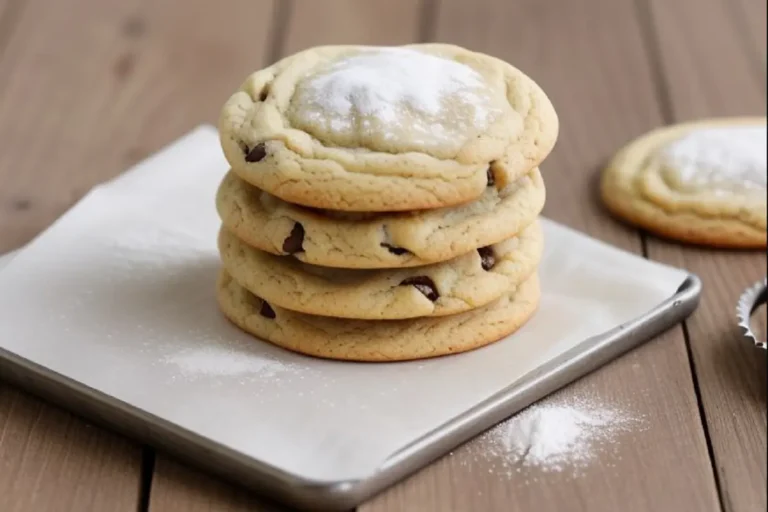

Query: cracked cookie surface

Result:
[216,168,545,269]
[216,270,540,362]
[218,220,542,320]
[601,117,766,248]
[219,43,558,212]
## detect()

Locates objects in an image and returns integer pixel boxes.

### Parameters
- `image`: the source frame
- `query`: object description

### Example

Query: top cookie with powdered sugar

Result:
[219,44,558,212]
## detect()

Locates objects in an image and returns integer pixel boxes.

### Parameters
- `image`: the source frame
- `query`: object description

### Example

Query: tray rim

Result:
[0,249,702,511]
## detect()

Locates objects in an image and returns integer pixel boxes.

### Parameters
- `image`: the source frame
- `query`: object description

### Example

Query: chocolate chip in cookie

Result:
[282,222,305,254]
[381,243,411,256]
[486,166,495,187]
[477,246,495,270]
[245,142,267,162]
[380,226,412,256]
[400,276,439,301]
[259,300,276,319]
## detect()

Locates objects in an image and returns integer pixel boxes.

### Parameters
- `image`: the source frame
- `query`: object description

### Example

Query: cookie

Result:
[216,168,546,269]
[219,44,558,212]
[216,270,540,362]
[218,220,542,320]
[601,117,767,248]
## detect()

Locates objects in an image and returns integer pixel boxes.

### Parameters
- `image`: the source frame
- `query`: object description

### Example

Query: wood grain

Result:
[148,458,289,512]
[0,387,142,512]
[0,0,22,61]
[281,0,422,55]
[0,0,278,510]
[643,0,767,510]
[0,2,146,511]
[732,0,767,65]
[0,0,277,251]
[642,0,764,121]
[345,0,719,510]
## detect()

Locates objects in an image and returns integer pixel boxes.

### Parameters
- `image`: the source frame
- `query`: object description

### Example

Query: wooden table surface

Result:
[0,0,765,511]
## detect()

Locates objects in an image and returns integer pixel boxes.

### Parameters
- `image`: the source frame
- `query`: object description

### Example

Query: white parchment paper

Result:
[0,126,688,483]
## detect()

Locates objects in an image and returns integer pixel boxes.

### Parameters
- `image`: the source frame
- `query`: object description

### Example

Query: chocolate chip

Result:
[282,222,305,254]
[400,276,439,301]
[477,246,495,270]
[381,243,411,256]
[486,166,495,187]
[259,300,276,319]
[244,142,267,162]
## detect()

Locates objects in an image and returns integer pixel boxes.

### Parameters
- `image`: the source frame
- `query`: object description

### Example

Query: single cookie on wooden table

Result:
[216,270,541,362]
[218,220,543,320]
[601,117,767,248]
[219,43,558,212]
[216,168,545,269]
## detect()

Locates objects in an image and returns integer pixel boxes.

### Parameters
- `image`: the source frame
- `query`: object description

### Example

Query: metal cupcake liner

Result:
[737,277,767,350]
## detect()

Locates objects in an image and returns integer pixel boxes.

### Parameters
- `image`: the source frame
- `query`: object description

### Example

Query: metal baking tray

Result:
[0,248,701,511]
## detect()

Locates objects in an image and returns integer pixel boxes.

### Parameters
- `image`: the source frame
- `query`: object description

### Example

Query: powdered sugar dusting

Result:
[156,344,305,385]
[660,125,767,196]
[161,346,293,378]
[451,393,646,479]
[291,47,502,152]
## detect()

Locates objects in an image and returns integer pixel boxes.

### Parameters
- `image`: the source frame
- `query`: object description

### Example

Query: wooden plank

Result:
[642,0,764,121]
[732,0,767,65]
[642,0,767,510]
[0,2,143,511]
[0,388,142,512]
[281,0,422,55]
[0,0,22,60]
[360,0,722,510]
[148,458,288,512]
[0,0,278,510]
[0,0,277,250]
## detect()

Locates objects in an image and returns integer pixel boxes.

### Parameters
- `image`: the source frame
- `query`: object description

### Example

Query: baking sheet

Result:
[0,126,689,484]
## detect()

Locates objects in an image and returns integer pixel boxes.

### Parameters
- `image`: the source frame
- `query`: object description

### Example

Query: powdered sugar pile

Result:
[292,47,501,150]
[453,394,645,479]
[499,399,634,472]
[661,125,767,195]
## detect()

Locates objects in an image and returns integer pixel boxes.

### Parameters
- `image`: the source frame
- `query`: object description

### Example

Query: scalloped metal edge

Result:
[737,277,767,350]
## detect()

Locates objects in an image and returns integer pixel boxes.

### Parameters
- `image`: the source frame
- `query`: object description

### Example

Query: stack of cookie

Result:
[214,44,558,362]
